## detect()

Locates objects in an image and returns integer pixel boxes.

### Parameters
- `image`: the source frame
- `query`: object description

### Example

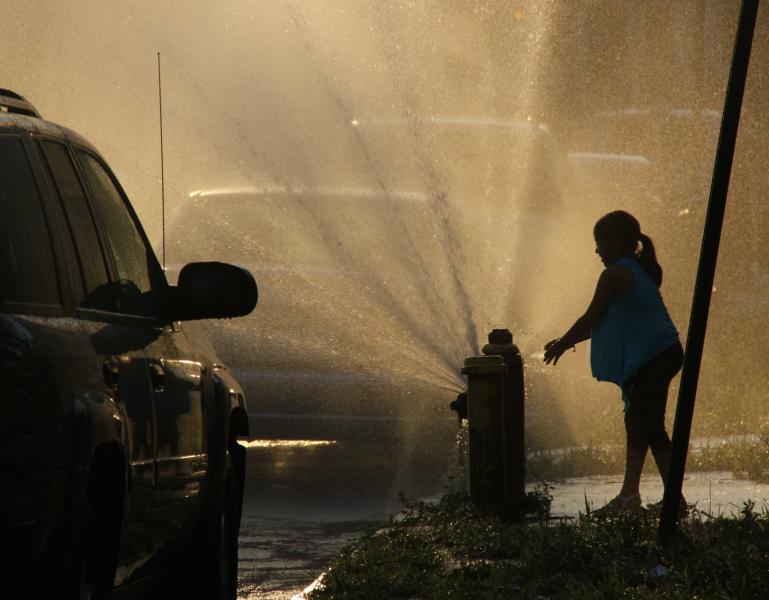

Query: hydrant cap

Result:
[488,328,513,344]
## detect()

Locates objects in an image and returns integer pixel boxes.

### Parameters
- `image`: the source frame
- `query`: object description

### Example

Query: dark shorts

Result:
[623,342,684,454]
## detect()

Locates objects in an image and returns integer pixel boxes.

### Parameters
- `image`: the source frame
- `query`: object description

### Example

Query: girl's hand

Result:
[543,338,567,365]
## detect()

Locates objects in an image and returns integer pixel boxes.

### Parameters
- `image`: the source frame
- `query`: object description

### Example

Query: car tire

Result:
[68,504,113,600]
[218,450,240,600]
[197,449,239,600]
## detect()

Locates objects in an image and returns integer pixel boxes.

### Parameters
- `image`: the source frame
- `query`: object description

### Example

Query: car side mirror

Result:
[169,262,257,321]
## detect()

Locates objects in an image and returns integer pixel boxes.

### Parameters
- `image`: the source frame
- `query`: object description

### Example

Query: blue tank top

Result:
[590,257,679,387]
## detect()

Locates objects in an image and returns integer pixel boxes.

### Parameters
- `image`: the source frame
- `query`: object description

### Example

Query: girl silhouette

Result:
[544,210,684,513]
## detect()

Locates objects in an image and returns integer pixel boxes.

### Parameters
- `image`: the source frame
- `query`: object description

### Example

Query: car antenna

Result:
[157,51,166,270]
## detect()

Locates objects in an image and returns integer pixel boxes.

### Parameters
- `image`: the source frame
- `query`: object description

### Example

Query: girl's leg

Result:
[653,449,672,485]
[620,443,648,497]
[594,419,645,512]
[622,402,649,497]
[652,448,687,512]
[623,343,683,496]
[645,346,682,483]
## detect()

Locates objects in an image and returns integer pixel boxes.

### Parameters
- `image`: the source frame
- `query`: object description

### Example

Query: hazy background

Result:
[4,1,769,450]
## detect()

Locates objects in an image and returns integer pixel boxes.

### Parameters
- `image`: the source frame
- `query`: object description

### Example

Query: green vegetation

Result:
[527,445,626,480]
[690,439,769,483]
[308,490,769,600]
[527,436,769,482]
[307,432,769,599]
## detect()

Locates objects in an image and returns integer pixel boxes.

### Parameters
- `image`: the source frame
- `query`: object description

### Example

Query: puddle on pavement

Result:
[546,471,769,517]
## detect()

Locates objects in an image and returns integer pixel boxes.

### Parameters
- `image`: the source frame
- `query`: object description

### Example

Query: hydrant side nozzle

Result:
[449,392,468,422]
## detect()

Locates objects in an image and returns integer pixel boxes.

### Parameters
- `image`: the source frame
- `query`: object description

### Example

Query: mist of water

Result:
[4,1,769,450]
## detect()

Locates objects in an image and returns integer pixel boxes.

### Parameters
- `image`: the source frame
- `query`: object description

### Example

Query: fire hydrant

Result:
[482,328,526,511]
[461,354,506,507]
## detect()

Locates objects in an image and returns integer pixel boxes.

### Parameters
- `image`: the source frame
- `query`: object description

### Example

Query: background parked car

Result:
[165,187,457,443]
[0,89,257,600]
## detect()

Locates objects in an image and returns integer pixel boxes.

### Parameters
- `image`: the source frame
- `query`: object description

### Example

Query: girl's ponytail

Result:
[638,233,663,287]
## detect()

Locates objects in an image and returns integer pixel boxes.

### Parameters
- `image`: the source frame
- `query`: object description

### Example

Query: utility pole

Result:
[659,0,760,545]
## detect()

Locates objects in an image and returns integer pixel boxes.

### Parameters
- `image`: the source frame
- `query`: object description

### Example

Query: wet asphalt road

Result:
[236,435,456,599]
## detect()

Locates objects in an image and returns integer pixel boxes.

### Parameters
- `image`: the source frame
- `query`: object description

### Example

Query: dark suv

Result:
[0,89,257,600]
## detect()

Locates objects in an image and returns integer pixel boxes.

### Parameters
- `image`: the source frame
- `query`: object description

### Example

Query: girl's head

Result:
[594,210,663,287]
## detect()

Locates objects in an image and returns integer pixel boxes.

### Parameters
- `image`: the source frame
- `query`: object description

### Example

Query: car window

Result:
[0,136,61,310]
[40,141,116,311]
[77,151,162,317]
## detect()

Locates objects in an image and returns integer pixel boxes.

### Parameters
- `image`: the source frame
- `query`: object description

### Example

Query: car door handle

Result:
[102,360,119,390]
[149,362,165,392]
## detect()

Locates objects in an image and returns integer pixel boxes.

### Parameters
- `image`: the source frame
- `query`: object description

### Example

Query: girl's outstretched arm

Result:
[543,264,633,365]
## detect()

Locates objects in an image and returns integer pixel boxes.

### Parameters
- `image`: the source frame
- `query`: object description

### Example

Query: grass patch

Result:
[526,436,769,483]
[527,445,627,480]
[308,491,769,599]
[689,439,769,482]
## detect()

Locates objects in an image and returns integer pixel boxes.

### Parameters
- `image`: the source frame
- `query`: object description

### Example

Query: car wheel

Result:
[179,448,241,600]
[219,455,239,600]
[198,449,239,600]
[220,450,240,600]
[69,505,113,600]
